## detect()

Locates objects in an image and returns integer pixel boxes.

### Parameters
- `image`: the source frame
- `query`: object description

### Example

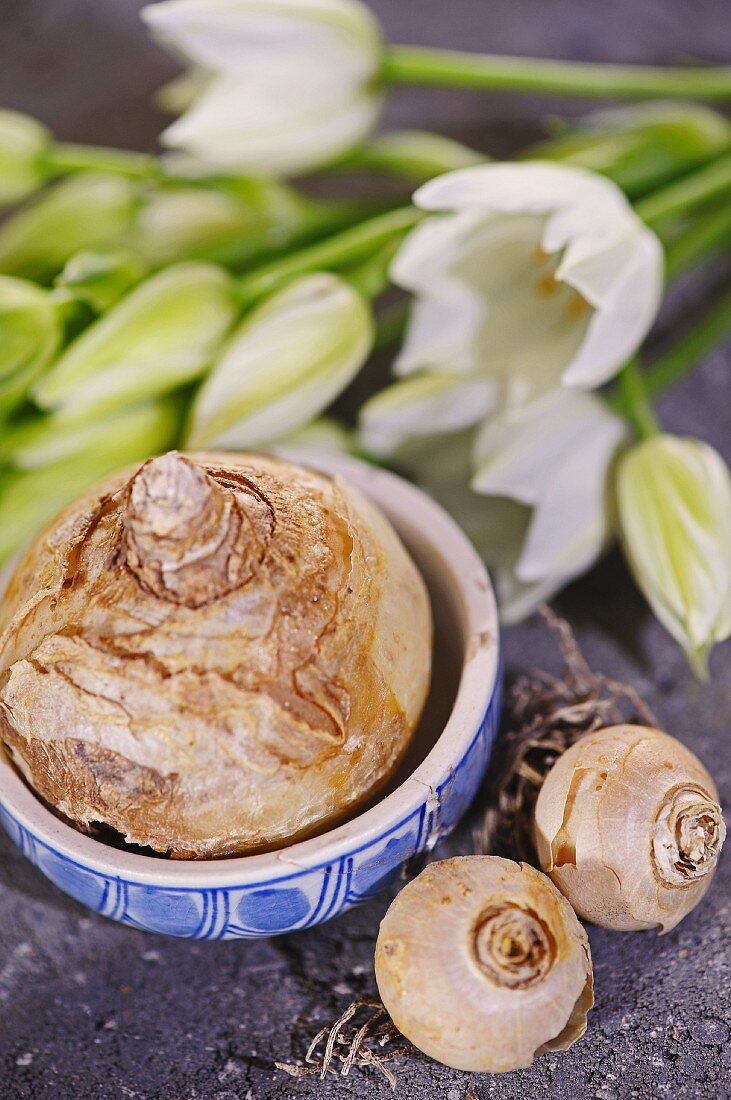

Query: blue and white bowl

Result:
[0,449,501,939]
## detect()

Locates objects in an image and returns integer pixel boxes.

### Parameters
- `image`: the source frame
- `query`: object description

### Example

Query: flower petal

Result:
[143,0,383,175]
[471,389,603,506]
[0,173,138,281]
[559,223,664,388]
[358,372,497,457]
[142,0,381,81]
[160,73,383,176]
[494,567,571,625]
[392,206,594,394]
[414,161,628,220]
[0,109,49,207]
[404,432,553,622]
[515,400,629,583]
[278,416,353,454]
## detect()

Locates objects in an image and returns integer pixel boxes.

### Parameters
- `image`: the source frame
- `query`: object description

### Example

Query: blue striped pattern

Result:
[0,677,501,939]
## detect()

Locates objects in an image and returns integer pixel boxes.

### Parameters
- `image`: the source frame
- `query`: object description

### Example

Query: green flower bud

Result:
[0,109,50,207]
[279,416,353,454]
[0,399,180,564]
[617,433,731,676]
[55,249,149,312]
[533,103,731,197]
[0,275,61,416]
[33,262,237,422]
[134,178,312,268]
[0,398,181,470]
[186,272,373,449]
[347,130,485,181]
[135,186,264,266]
[0,172,139,280]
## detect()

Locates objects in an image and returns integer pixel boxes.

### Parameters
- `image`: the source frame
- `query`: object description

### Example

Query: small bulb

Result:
[375,856,593,1073]
[534,724,725,932]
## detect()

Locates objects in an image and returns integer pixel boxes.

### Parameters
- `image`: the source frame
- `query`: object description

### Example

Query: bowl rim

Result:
[0,447,500,888]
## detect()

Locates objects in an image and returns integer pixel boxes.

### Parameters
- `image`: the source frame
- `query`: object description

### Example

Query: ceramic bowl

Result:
[0,449,501,939]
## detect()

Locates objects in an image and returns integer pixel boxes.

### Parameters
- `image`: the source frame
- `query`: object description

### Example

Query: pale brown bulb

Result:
[533,724,725,932]
[0,451,431,858]
[374,856,593,1073]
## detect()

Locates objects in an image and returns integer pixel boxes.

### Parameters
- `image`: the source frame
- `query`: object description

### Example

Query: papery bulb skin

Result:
[534,725,725,932]
[0,452,431,858]
[375,856,593,1072]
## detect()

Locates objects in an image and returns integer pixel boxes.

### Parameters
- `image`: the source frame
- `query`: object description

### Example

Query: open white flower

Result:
[471,389,630,619]
[142,0,384,177]
[360,379,629,621]
[392,162,663,400]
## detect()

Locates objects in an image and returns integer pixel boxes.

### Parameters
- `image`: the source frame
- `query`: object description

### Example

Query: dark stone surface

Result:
[0,2,730,1098]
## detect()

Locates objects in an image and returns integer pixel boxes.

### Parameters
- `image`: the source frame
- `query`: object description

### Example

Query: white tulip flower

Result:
[471,389,630,619]
[617,434,731,676]
[392,162,663,401]
[142,0,384,177]
[186,272,373,448]
[360,378,629,622]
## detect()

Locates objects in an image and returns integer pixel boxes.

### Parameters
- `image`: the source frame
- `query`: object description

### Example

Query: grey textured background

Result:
[0,1,730,1098]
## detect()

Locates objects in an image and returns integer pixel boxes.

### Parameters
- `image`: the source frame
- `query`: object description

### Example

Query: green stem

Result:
[335,132,485,183]
[384,45,731,100]
[643,288,731,400]
[236,206,423,306]
[344,236,403,300]
[43,143,167,182]
[663,201,731,278]
[635,150,731,227]
[523,130,731,201]
[607,195,731,424]
[373,298,411,351]
[614,359,660,438]
[206,197,394,272]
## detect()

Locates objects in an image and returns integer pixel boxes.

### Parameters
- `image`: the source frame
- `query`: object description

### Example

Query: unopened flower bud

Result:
[0,172,138,280]
[617,433,731,676]
[55,249,148,312]
[0,109,50,207]
[33,262,237,422]
[0,275,61,415]
[186,272,373,448]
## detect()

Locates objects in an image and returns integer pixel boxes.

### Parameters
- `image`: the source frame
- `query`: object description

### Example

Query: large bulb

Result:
[0,451,432,858]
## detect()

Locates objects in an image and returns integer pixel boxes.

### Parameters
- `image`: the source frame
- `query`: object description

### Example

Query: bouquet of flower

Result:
[1,0,730,674]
